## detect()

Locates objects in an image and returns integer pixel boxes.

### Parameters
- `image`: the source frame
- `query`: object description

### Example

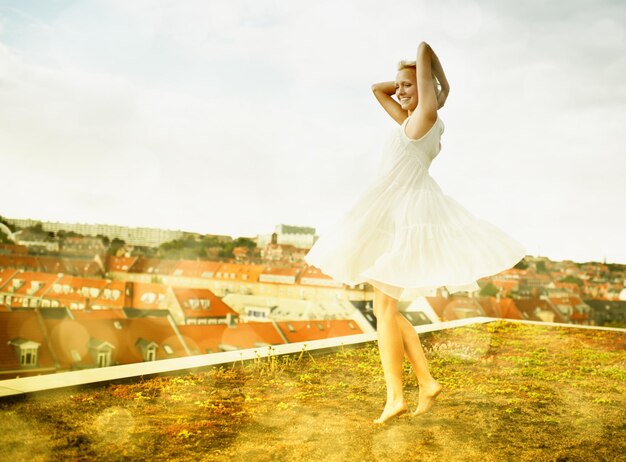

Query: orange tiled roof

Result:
[43,275,107,304]
[43,317,187,369]
[262,267,300,277]
[514,298,567,322]
[178,322,286,353]
[131,282,169,309]
[0,268,20,290]
[6,271,58,297]
[299,266,334,280]
[171,260,221,278]
[54,274,109,290]
[0,311,56,371]
[553,282,581,294]
[491,280,519,290]
[34,256,66,274]
[275,320,362,343]
[131,257,178,275]
[495,268,524,278]
[106,256,139,272]
[90,280,128,309]
[477,297,522,320]
[35,256,103,276]
[172,287,237,318]
[548,296,573,306]
[0,255,39,271]
[215,263,265,282]
[0,244,28,254]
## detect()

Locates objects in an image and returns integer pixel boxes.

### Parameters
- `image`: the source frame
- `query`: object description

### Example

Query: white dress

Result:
[304,114,527,301]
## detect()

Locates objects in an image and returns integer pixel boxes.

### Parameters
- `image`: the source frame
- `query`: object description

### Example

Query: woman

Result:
[304,42,526,424]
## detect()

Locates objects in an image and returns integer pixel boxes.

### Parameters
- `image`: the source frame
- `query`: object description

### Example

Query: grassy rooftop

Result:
[0,320,624,461]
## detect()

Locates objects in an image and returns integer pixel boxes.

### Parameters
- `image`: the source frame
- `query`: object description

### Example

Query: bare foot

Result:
[373,400,408,424]
[412,381,442,416]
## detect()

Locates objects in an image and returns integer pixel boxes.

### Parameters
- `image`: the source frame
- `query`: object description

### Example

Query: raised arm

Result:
[429,45,450,110]
[371,81,408,125]
[416,41,450,116]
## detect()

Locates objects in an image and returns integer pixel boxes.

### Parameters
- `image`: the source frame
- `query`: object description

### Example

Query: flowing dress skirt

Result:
[304,118,526,301]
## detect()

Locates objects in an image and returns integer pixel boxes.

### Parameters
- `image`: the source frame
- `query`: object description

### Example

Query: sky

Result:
[0,0,624,264]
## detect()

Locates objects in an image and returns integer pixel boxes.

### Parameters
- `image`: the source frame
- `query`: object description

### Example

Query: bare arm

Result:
[414,42,439,119]
[371,81,407,125]
[405,42,450,139]
[429,46,450,109]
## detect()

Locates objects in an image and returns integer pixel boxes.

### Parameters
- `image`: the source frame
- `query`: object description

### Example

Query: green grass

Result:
[0,320,624,461]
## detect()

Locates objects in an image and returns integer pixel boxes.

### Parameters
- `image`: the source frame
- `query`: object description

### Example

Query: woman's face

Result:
[395,68,418,111]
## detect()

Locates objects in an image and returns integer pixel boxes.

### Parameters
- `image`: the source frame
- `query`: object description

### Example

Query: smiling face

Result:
[395,68,418,112]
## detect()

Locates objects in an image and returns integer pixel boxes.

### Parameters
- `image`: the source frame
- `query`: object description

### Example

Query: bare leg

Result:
[372,287,408,424]
[394,312,442,416]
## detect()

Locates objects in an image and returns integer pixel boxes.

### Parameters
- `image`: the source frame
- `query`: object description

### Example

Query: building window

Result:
[97,350,111,367]
[20,347,38,366]
[10,339,40,367]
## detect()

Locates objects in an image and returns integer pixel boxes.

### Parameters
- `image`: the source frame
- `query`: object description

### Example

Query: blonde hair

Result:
[397,60,416,71]
[397,59,442,96]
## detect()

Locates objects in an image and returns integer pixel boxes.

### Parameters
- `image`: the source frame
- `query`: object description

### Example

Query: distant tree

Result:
[505,292,514,299]
[108,237,126,256]
[26,222,44,233]
[96,234,110,246]
[201,236,221,247]
[217,237,255,260]
[218,246,234,259]
[131,246,153,257]
[479,282,499,297]
[514,259,529,270]
[536,261,547,273]
[559,275,583,287]
[157,235,209,260]
[0,215,14,231]
[57,230,83,238]
[0,230,10,244]
[232,237,255,248]
[607,263,624,273]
